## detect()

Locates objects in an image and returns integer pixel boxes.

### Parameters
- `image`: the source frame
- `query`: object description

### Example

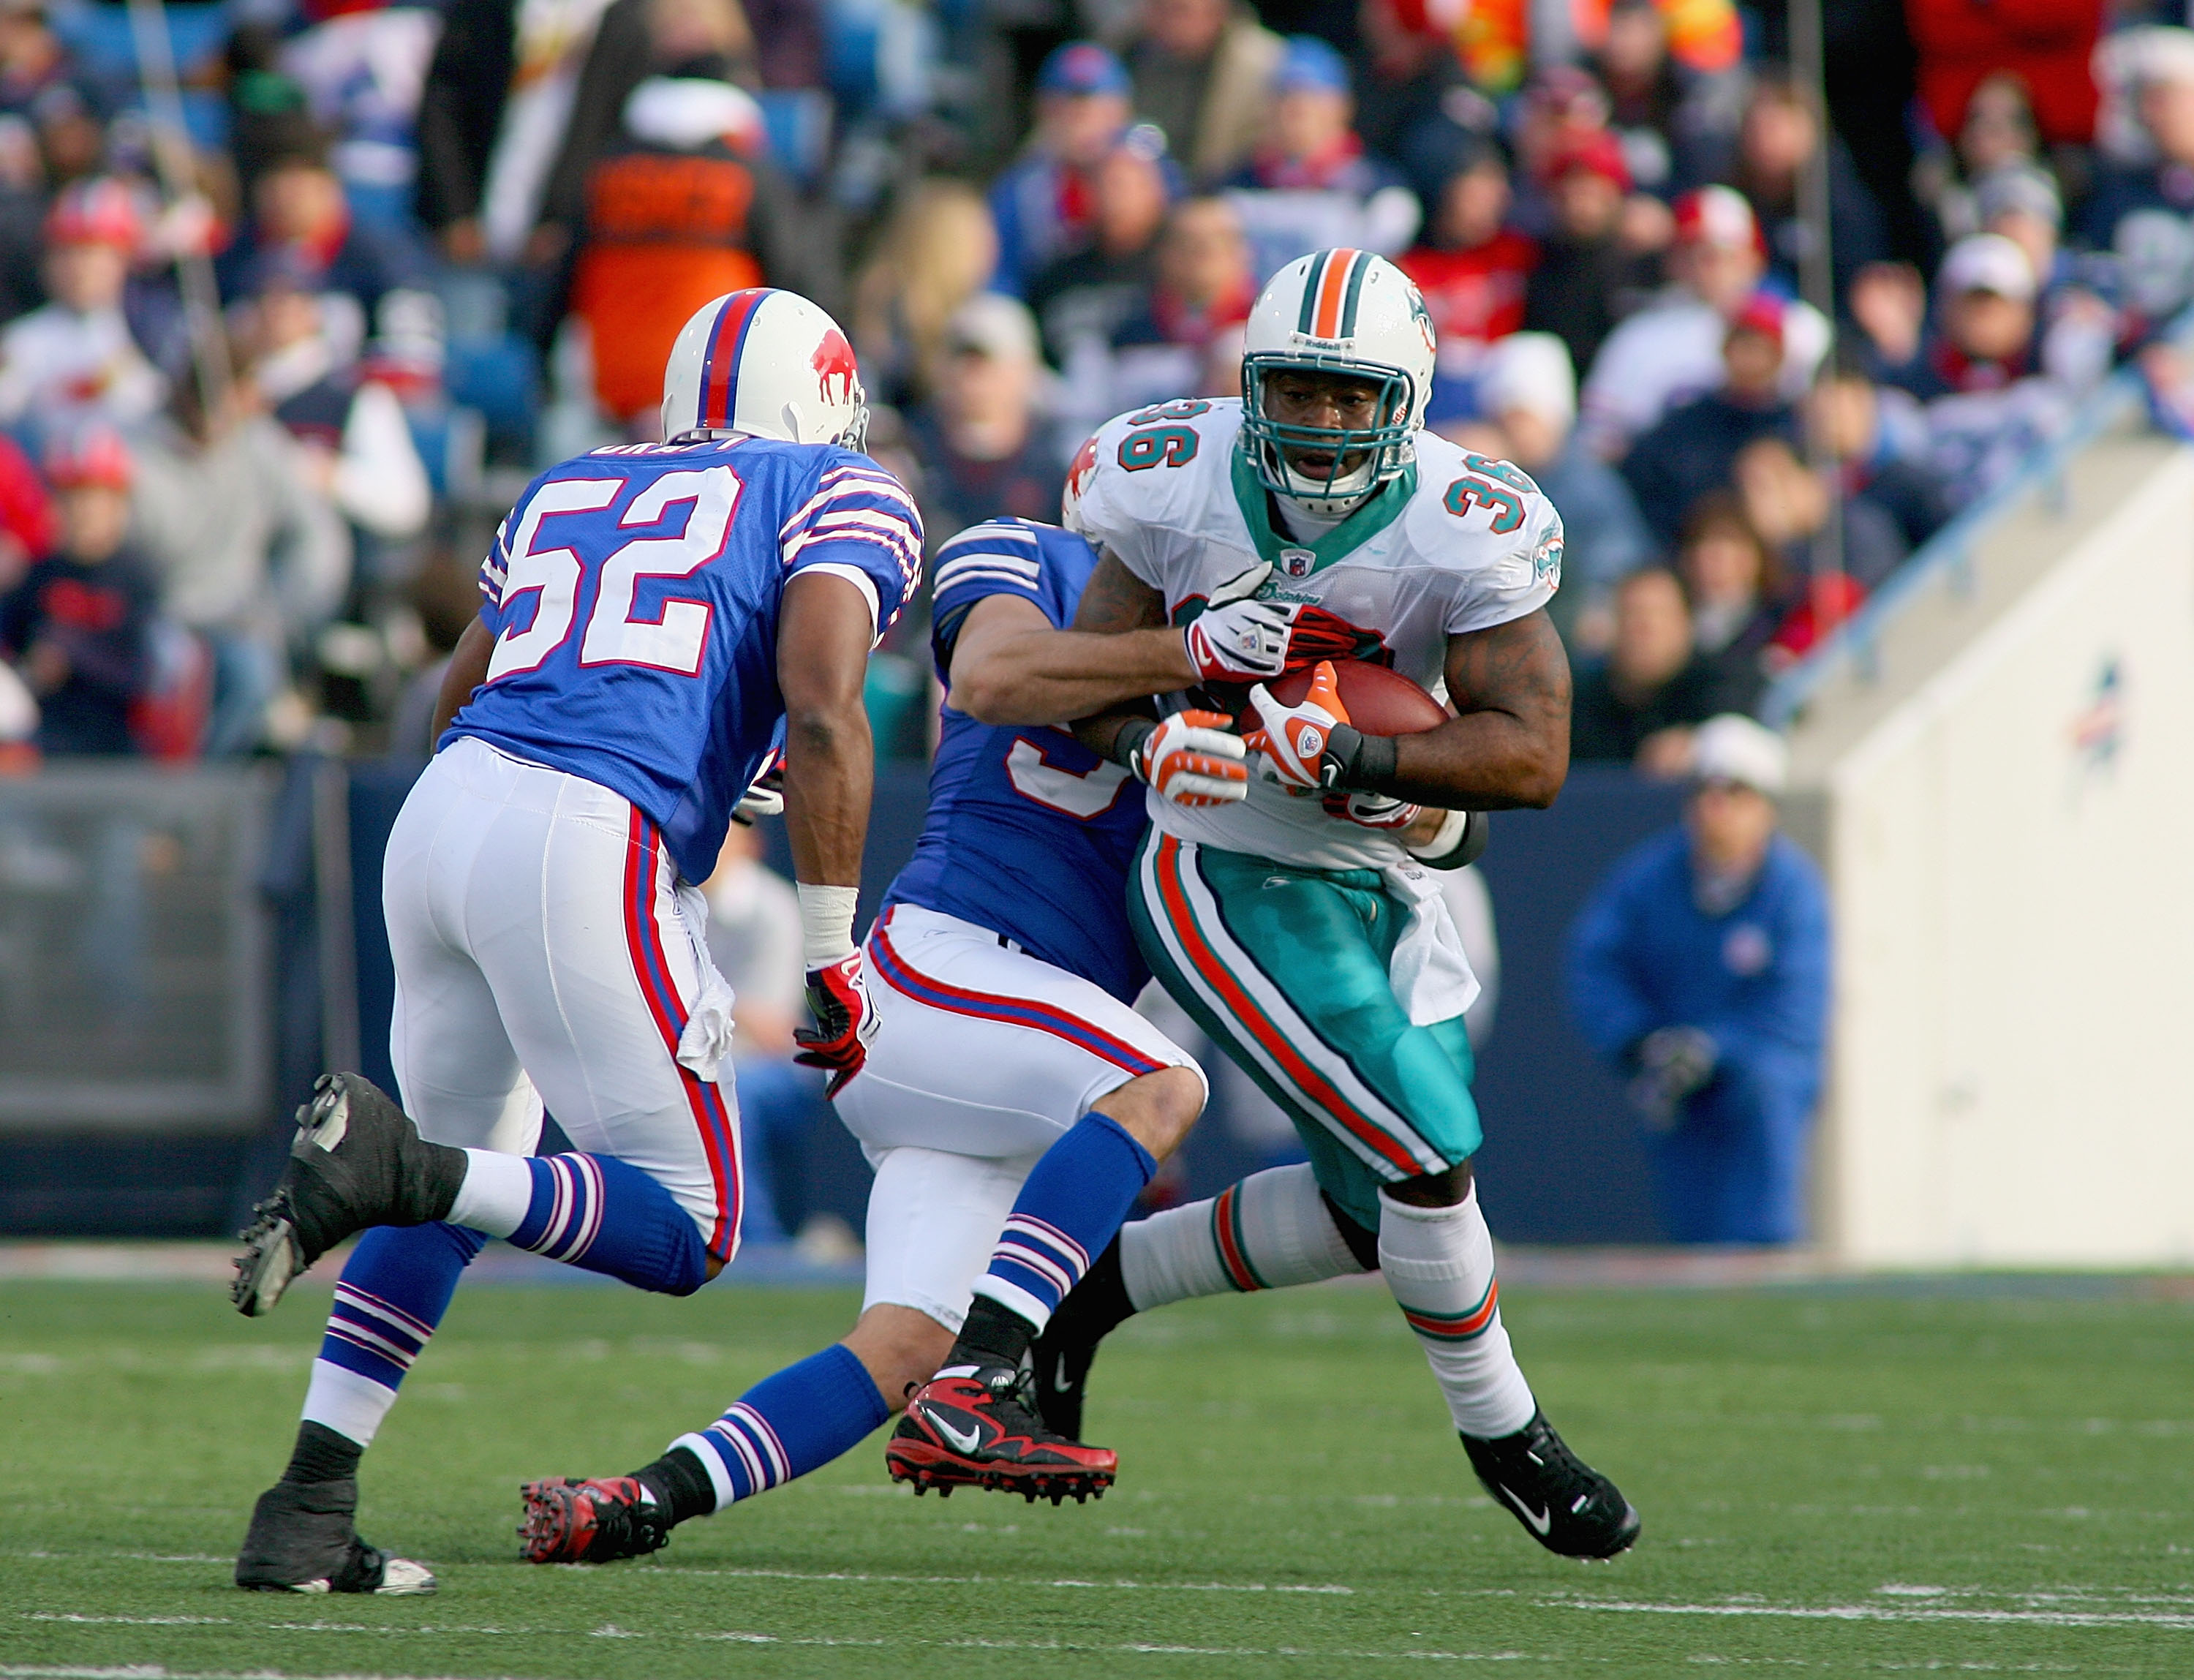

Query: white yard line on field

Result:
[653,1564,1352,1594]
[3,1668,554,1680]
[1556,1597,2194,1630]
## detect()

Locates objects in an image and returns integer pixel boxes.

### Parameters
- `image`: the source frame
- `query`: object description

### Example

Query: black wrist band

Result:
[1109,716,1158,777]
[1330,726,1397,792]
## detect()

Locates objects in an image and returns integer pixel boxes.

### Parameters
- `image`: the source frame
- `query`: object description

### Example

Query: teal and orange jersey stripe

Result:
[1400,1279,1500,1344]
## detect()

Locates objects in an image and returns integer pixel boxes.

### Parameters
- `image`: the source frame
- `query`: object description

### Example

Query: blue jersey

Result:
[886,519,1150,1003]
[448,435,921,885]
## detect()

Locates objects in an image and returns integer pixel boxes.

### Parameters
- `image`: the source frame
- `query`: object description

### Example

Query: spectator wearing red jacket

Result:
[1905,0,2102,153]
[1398,138,1537,371]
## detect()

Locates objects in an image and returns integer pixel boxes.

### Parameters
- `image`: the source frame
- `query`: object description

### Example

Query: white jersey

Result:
[1066,397,1561,871]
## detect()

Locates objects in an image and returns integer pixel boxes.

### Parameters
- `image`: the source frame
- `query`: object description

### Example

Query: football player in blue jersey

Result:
[513,516,1309,1559]
[227,289,925,1596]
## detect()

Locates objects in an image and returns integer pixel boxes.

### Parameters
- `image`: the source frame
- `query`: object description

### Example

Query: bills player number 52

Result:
[487,466,741,682]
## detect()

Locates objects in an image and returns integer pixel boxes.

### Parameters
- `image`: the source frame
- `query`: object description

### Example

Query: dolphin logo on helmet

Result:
[661,289,870,453]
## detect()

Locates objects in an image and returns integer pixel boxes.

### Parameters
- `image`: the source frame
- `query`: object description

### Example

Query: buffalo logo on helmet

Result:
[810,328,859,406]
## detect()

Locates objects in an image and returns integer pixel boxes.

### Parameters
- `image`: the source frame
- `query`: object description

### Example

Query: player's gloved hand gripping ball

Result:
[1243,660,1439,829]
[1182,560,1300,684]
[1243,661,1371,796]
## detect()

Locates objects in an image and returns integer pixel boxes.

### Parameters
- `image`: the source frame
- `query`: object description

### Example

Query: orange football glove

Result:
[1132,709,1249,808]
[1244,661,1355,795]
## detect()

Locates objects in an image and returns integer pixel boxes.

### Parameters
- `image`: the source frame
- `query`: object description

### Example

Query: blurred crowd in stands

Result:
[0,0,2183,775]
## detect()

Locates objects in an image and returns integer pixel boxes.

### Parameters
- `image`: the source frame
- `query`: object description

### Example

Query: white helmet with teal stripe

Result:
[1240,248,1438,516]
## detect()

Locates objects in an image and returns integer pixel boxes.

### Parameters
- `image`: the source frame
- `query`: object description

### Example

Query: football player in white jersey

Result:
[1054,247,1640,1559]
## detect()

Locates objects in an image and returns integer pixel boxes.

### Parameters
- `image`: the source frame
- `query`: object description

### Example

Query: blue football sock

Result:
[970,1112,1156,1334]
[303,1221,486,1445]
[670,1344,888,1511]
[508,1152,712,1295]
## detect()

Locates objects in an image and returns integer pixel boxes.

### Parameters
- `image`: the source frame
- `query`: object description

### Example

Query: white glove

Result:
[1129,709,1249,807]
[1182,561,1299,683]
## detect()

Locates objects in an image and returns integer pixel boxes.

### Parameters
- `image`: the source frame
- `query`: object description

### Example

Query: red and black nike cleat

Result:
[886,1363,1117,1504]
[518,1477,672,1564]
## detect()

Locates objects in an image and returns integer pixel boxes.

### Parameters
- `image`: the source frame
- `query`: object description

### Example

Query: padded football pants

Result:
[1129,831,1481,1230]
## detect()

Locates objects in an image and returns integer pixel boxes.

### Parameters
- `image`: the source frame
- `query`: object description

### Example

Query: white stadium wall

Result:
[1807,445,2194,1265]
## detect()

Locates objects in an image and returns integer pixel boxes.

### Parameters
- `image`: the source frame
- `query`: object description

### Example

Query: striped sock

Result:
[671,1345,888,1511]
[497,1153,712,1296]
[1377,1185,1536,1439]
[969,1113,1155,1337]
[1120,1164,1371,1310]
[302,1221,486,1446]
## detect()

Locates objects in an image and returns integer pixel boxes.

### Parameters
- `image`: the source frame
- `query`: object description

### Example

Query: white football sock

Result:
[301,1359,402,1447]
[1121,1164,1365,1309]
[445,1148,535,1238]
[1377,1184,1537,1440]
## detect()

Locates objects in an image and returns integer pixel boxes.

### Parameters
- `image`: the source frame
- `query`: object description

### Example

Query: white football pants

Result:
[382,736,744,1261]
[835,904,1199,1330]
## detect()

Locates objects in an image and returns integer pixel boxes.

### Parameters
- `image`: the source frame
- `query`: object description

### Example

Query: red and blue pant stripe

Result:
[870,914,1166,1077]
[623,808,741,1262]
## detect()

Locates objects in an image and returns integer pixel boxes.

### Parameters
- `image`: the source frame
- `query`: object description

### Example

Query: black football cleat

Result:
[233,1073,466,1317]
[1028,1309,1103,1442]
[1462,1409,1640,1560]
[886,1363,1116,1504]
[519,1477,674,1564]
[235,1477,436,1594]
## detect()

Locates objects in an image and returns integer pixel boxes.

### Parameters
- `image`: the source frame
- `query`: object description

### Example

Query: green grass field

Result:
[3,1272,2193,1679]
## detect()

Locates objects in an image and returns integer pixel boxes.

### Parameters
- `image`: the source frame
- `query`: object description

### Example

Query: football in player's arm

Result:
[1051,247,1636,1562]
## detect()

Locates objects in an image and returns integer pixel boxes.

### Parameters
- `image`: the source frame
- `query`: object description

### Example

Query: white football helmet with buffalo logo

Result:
[1240,248,1437,516]
[661,288,869,452]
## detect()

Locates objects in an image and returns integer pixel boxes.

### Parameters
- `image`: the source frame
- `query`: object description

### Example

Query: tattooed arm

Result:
[1379,609,1571,810]
[1068,549,1172,761]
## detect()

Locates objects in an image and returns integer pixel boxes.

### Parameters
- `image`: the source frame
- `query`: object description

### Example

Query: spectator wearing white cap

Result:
[1883,232,2038,402]
[909,293,1069,539]
[1565,713,1831,1245]
[1577,184,1828,461]
[1469,330,1651,648]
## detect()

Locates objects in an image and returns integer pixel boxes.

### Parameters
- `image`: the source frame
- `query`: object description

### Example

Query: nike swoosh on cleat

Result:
[1500,1485,1553,1535]
[1047,1364,1074,1393]
[927,1410,983,1455]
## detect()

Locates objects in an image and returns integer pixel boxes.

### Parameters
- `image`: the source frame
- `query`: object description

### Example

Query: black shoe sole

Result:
[231,1199,305,1318]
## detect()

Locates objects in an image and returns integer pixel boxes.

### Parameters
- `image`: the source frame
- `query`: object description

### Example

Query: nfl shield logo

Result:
[1281,547,1315,578]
